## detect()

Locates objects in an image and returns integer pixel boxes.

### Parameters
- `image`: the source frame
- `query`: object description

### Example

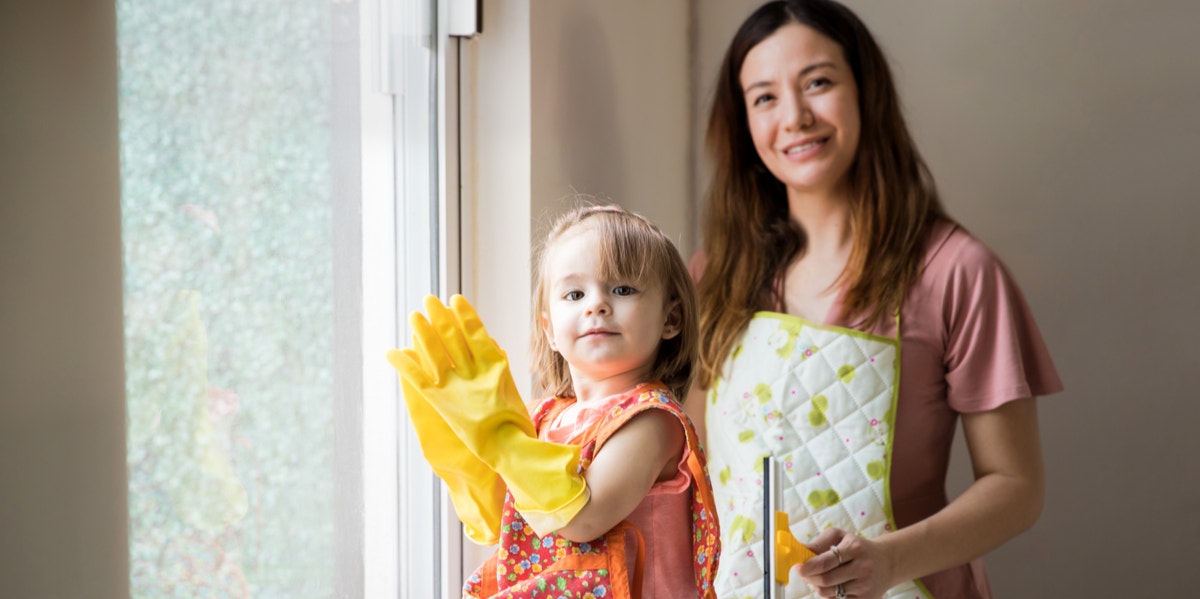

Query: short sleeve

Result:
[939,237,1063,412]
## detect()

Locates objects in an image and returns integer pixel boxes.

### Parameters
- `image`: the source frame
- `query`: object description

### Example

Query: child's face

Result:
[540,226,680,389]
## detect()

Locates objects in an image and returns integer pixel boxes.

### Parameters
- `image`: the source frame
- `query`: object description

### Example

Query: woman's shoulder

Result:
[916,220,1065,405]
[924,219,991,267]
[921,219,1012,284]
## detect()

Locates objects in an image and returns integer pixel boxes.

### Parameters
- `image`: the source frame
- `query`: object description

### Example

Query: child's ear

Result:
[661,300,683,340]
[541,312,558,351]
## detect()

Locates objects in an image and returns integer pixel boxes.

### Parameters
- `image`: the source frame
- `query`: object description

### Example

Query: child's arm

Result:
[555,408,685,543]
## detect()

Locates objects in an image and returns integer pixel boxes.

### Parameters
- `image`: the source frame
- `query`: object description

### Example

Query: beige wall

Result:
[462,0,693,374]
[692,1,1200,596]
[462,0,694,395]
[460,0,693,573]
[530,0,694,249]
[0,1,129,598]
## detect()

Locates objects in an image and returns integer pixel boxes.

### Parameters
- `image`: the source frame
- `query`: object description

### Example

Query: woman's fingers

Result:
[800,531,890,599]
[799,528,856,596]
[800,527,849,576]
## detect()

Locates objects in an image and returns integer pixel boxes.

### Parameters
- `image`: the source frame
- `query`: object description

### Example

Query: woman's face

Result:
[739,22,860,197]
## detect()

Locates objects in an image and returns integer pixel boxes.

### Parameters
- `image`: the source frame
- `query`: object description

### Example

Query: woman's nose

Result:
[783,91,814,131]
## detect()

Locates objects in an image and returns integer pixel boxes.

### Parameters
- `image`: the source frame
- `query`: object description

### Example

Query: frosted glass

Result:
[118,1,336,596]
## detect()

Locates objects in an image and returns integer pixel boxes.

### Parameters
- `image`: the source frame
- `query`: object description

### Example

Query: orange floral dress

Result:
[463,384,720,599]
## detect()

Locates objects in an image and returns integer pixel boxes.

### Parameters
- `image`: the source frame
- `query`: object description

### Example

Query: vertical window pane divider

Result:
[389,0,467,596]
[436,0,464,592]
[362,0,401,596]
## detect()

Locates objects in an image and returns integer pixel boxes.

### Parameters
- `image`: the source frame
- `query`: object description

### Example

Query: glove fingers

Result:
[425,295,474,375]
[450,294,506,365]
[409,334,440,376]
[399,377,451,439]
[386,348,436,389]
[398,377,505,546]
[400,377,484,475]
[409,311,455,381]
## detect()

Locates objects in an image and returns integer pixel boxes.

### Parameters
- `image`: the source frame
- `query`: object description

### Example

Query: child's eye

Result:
[564,290,583,301]
[612,285,637,296]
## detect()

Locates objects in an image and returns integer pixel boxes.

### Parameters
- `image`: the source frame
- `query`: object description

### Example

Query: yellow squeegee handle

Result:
[773,511,818,585]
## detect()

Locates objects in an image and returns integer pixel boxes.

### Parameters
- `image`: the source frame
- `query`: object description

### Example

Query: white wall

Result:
[0,1,129,598]
[691,1,1199,596]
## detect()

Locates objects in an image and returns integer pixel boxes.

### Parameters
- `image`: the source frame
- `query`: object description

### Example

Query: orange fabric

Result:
[464,383,720,599]
[536,383,720,598]
[625,465,694,595]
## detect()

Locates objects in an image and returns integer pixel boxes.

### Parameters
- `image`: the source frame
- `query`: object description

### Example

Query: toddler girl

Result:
[390,205,720,598]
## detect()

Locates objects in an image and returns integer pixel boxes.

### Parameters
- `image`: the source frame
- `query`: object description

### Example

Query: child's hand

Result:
[392,294,532,442]
[390,294,590,536]
[388,368,506,545]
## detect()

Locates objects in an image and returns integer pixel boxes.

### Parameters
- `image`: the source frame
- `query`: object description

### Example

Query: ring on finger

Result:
[835,583,847,599]
[829,545,844,565]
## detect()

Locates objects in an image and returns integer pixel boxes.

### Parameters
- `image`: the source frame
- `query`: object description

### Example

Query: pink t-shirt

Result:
[692,220,1063,599]
[541,387,700,598]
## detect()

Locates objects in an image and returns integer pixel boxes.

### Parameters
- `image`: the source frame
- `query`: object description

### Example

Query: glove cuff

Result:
[513,484,591,538]
[463,522,501,546]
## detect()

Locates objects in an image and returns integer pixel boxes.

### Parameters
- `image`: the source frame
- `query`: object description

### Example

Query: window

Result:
[118,0,463,596]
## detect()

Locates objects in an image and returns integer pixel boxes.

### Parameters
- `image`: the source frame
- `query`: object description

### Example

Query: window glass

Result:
[118,1,340,595]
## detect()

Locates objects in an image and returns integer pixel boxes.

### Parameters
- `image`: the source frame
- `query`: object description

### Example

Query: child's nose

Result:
[585,297,611,316]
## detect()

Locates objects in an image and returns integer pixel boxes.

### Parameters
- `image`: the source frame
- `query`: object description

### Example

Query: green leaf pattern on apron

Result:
[706,314,934,599]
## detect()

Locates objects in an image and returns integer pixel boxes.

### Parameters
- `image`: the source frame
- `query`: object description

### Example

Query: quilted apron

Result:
[707,312,933,599]
[464,385,721,599]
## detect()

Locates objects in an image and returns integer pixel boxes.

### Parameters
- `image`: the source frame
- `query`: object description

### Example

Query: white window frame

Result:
[361,0,477,596]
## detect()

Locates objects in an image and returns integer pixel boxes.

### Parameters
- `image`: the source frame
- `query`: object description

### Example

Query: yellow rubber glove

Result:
[388,359,507,545]
[390,294,590,536]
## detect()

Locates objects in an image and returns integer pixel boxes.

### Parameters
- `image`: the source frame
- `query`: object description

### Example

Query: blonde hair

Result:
[530,204,698,401]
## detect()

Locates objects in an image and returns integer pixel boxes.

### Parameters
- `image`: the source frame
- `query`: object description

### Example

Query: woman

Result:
[687,1,1062,598]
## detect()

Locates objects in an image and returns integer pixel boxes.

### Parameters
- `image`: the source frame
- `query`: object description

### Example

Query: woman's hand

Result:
[798,528,897,599]
[797,397,1044,597]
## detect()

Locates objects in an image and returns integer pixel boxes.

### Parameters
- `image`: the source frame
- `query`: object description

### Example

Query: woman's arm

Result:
[554,408,685,542]
[800,397,1044,598]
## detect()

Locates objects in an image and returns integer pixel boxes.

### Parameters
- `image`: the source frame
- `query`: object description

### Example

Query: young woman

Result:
[392,205,720,598]
[688,2,1062,598]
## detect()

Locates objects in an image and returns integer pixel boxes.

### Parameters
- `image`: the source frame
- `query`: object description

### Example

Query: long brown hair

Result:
[697,0,948,386]
[531,204,699,401]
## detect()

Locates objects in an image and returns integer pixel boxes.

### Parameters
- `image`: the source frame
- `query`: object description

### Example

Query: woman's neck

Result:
[787,187,853,259]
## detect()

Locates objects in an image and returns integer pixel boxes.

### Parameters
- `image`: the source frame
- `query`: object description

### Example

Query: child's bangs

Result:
[589,214,662,289]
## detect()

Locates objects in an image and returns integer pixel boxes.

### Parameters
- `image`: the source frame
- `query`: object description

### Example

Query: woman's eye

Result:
[613,285,637,296]
[752,93,774,106]
[564,290,583,301]
[806,77,831,91]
